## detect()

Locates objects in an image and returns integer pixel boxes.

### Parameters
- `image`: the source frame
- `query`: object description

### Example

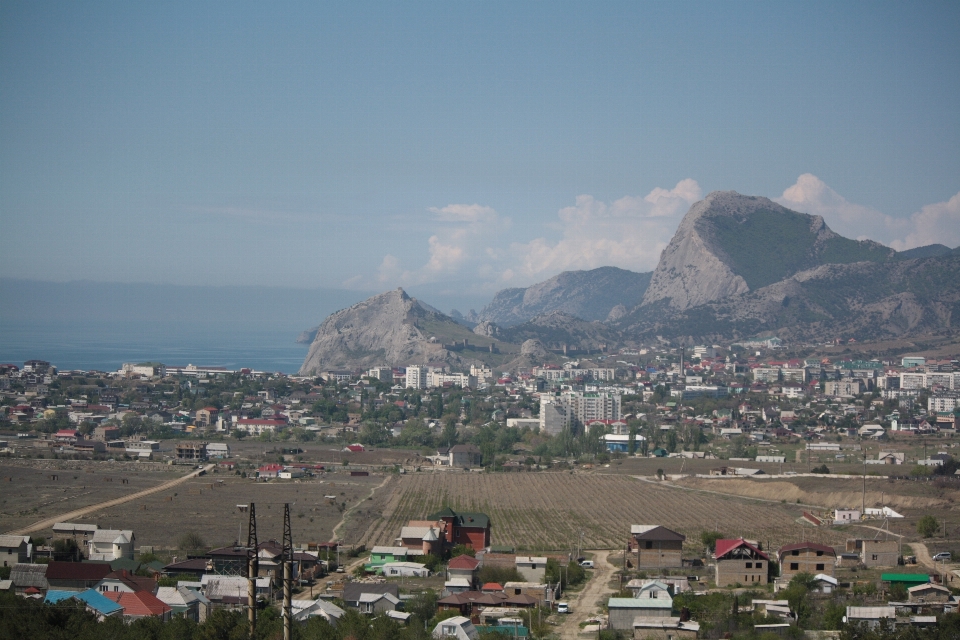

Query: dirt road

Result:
[5,463,216,536]
[557,550,614,640]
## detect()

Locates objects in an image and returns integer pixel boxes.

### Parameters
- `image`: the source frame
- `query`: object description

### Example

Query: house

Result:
[257,463,284,478]
[0,535,31,567]
[398,523,443,554]
[205,442,230,458]
[502,582,555,606]
[44,588,123,621]
[52,522,99,542]
[358,591,401,615]
[833,509,861,525]
[810,574,839,594]
[104,590,173,621]
[45,561,113,590]
[381,562,430,577]
[715,539,770,587]
[607,596,674,630]
[342,583,400,610]
[432,615,480,640]
[96,569,158,594]
[291,597,346,625]
[156,585,211,622]
[626,577,690,597]
[907,583,951,603]
[629,525,685,569]
[878,451,905,465]
[202,575,272,604]
[428,508,491,551]
[515,557,547,583]
[861,540,899,567]
[632,617,700,640]
[444,578,473,595]
[449,444,483,467]
[447,554,481,585]
[845,606,896,629]
[777,542,837,580]
[10,563,49,594]
[87,529,135,560]
[365,546,419,572]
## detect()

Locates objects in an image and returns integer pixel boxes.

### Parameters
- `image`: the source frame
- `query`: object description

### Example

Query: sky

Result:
[2,1,959,312]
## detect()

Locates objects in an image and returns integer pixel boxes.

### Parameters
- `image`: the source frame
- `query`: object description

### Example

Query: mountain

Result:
[499,312,620,352]
[895,244,953,260]
[617,252,960,343]
[299,288,517,373]
[477,267,652,326]
[640,191,893,310]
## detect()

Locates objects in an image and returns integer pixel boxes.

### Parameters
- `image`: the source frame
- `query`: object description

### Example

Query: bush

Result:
[700,530,725,552]
[811,464,830,474]
[917,515,940,538]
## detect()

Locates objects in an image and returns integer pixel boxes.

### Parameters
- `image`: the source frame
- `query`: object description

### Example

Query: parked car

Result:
[579,560,594,568]
[557,603,569,614]
[932,552,952,561]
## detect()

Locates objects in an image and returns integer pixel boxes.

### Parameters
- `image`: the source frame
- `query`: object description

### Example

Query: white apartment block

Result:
[824,379,865,398]
[780,368,806,384]
[899,372,927,390]
[753,368,780,383]
[929,394,959,413]
[405,366,428,389]
[539,391,621,435]
[428,372,478,389]
[470,364,493,381]
[532,367,616,381]
[367,367,393,382]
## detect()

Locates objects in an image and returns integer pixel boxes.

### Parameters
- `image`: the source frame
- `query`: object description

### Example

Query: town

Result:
[1,341,959,639]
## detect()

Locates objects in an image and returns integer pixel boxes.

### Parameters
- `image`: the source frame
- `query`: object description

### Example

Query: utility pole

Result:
[282,503,293,640]
[246,503,258,635]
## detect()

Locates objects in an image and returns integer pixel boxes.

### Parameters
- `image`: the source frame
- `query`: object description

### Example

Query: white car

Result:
[932,552,951,562]
[557,603,569,614]
[579,560,594,568]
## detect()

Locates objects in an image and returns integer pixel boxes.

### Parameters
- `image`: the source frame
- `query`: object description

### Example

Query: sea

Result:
[0,318,310,374]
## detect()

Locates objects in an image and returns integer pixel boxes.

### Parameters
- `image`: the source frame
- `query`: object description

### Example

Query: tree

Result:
[917,515,940,538]
[178,531,207,554]
[700,530,725,553]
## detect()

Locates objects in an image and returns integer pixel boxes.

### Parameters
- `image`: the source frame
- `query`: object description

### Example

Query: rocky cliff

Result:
[299,288,475,374]
[640,191,893,310]
[478,267,652,326]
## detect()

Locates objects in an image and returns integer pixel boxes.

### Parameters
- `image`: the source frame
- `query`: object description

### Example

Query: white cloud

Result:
[892,192,960,251]
[505,179,702,281]
[775,173,960,250]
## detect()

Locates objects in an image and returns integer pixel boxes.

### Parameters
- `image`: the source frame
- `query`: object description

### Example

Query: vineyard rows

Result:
[359,473,838,552]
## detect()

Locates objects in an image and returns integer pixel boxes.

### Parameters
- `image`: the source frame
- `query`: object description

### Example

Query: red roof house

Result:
[105,590,173,621]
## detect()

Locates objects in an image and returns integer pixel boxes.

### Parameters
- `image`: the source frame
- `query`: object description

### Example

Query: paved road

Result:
[557,550,614,640]
[5,463,216,536]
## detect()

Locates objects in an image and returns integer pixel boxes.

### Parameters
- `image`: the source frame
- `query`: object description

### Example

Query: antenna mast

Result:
[283,503,293,640]
[246,502,258,633]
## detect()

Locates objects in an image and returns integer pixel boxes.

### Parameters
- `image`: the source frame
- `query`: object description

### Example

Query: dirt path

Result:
[331,474,393,543]
[557,550,614,640]
[911,541,935,569]
[5,463,216,536]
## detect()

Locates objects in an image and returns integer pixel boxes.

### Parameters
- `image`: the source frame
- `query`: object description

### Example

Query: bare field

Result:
[1,457,396,550]
[0,459,184,533]
[360,471,823,552]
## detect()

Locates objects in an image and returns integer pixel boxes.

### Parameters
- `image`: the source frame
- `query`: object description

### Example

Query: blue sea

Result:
[0,319,310,374]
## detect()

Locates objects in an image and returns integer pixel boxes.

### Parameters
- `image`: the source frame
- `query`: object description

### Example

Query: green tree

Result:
[917,514,940,538]
[700,530,725,553]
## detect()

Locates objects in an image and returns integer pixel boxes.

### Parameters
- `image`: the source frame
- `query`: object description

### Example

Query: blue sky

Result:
[2,1,959,311]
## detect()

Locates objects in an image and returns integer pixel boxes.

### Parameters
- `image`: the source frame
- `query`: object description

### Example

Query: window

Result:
[872,554,878,561]
[816,564,824,571]
[790,563,799,571]
[792,550,799,556]
[645,541,653,549]
[756,562,762,569]
[745,562,752,569]
[816,551,823,556]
